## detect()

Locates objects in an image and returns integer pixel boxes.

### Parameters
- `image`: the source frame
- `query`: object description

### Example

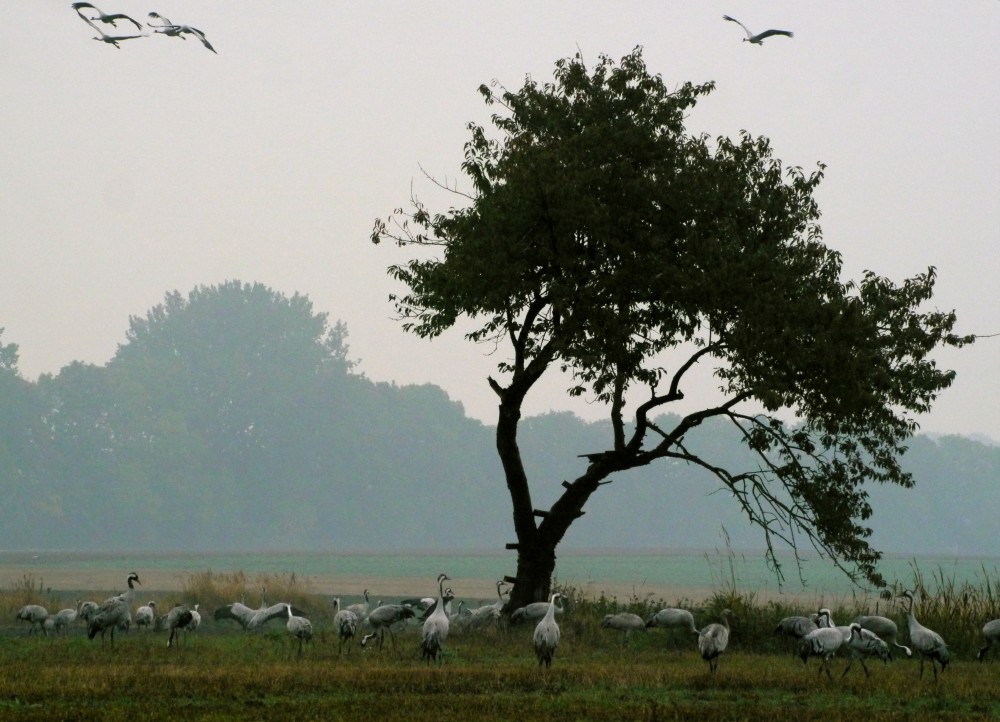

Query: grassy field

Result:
[2,568,999,721]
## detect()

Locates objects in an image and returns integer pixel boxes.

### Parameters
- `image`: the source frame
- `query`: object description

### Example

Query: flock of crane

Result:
[13,572,1000,677]
[70,3,216,52]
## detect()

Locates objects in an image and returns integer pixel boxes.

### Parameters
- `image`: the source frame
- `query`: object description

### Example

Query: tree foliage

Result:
[372,48,972,599]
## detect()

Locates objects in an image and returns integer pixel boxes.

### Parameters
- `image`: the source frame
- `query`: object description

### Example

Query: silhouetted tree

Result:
[373,48,973,609]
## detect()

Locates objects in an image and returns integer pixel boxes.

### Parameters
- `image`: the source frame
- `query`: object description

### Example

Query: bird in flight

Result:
[722,15,793,44]
[72,2,143,32]
[147,12,217,53]
[91,27,146,48]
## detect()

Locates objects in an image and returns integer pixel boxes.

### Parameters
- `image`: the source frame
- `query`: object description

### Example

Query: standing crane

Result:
[532,593,563,669]
[698,609,735,673]
[647,607,700,650]
[359,604,415,651]
[15,605,49,635]
[332,599,359,655]
[135,601,156,631]
[901,590,949,680]
[798,611,848,681]
[977,618,1000,662]
[852,614,912,658]
[88,572,140,646]
[420,573,452,663]
[600,612,647,646]
[284,603,313,658]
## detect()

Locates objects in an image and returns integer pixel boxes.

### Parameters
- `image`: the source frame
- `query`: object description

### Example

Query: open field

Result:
[1,622,999,721]
[3,564,1000,722]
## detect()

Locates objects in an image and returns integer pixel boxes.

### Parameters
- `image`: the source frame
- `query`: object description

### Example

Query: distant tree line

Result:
[0,281,997,556]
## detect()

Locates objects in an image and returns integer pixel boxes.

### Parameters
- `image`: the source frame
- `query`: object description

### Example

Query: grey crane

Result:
[345,589,371,621]
[88,572,140,646]
[78,600,99,625]
[977,618,1000,662]
[90,27,147,48]
[798,611,848,681]
[698,609,735,673]
[901,590,949,680]
[213,597,305,632]
[158,605,193,648]
[359,604,415,651]
[600,612,647,645]
[646,607,699,650]
[285,603,313,658]
[467,580,508,630]
[852,614,912,658]
[16,605,49,635]
[71,2,142,31]
[774,614,819,641]
[512,596,566,625]
[841,623,891,679]
[420,574,453,663]
[722,15,793,45]
[532,593,563,668]
[147,12,216,53]
[332,599,359,655]
[135,601,156,631]
[51,604,79,636]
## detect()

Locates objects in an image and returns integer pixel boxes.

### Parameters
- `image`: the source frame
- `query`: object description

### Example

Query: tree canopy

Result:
[372,47,972,604]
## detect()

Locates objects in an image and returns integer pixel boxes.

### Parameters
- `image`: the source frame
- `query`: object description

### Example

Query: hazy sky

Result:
[2,3,998,440]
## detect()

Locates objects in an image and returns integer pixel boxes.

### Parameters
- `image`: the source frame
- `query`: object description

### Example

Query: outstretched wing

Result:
[106,13,143,31]
[755,29,793,41]
[72,2,101,32]
[722,14,753,39]
[183,26,217,53]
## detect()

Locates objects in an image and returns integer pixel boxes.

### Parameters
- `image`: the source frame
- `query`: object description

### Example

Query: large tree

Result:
[372,48,973,610]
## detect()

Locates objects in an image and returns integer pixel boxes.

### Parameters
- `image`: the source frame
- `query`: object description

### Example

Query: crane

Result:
[532,593,563,668]
[87,572,140,646]
[698,609,735,673]
[722,15,793,44]
[420,573,452,663]
[901,590,950,680]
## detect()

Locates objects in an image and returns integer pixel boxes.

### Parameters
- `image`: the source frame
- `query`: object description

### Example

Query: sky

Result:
[2,2,998,441]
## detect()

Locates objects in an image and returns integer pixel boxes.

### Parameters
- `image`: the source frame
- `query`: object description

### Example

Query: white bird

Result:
[160,605,193,648]
[841,623,891,679]
[186,604,202,638]
[798,611,849,681]
[332,599,359,655]
[359,604,415,651]
[852,614,912,658]
[977,618,1000,662]
[420,573,452,663]
[147,12,217,53]
[88,572,140,646]
[646,607,700,649]
[600,612,647,645]
[135,601,156,630]
[901,590,949,680]
[71,2,143,31]
[90,28,147,48]
[532,593,563,668]
[284,603,313,658]
[722,15,793,44]
[698,609,735,673]
[15,605,49,635]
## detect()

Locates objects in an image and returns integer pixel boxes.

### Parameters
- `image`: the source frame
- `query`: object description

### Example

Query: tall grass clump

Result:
[0,574,63,619]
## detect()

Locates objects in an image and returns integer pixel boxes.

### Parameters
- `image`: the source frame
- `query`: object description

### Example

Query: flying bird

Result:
[147,12,217,53]
[91,27,147,48]
[72,3,142,31]
[722,15,793,44]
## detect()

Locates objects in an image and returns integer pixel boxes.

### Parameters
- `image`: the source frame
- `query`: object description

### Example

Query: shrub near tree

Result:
[372,48,973,611]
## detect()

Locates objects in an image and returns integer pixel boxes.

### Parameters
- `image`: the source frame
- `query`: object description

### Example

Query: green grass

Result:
[3,563,1000,721]
[1,620,999,721]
